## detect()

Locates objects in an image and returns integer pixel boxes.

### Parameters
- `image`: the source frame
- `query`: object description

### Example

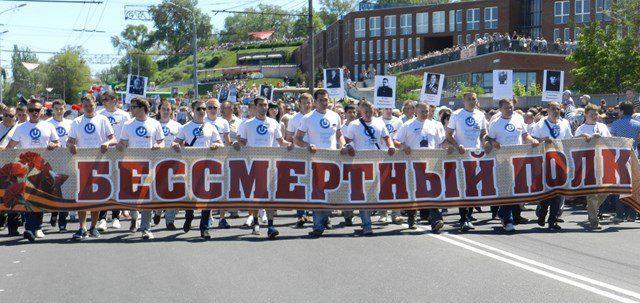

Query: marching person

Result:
[341,101,396,235]
[400,100,416,123]
[485,99,539,232]
[395,103,446,232]
[338,104,358,227]
[610,101,640,223]
[294,89,345,237]
[157,100,182,230]
[531,101,573,231]
[3,99,60,242]
[47,99,73,231]
[67,95,116,241]
[172,100,224,239]
[379,107,403,224]
[233,97,294,239]
[0,106,20,236]
[221,100,243,220]
[116,97,165,240]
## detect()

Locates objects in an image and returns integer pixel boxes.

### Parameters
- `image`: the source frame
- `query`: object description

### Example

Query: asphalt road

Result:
[1,205,640,303]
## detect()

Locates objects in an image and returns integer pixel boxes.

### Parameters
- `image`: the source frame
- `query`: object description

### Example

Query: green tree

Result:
[455,83,485,99]
[45,47,92,102]
[7,45,45,103]
[111,24,154,53]
[318,0,356,26]
[220,4,293,42]
[396,74,422,102]
[149,0,213,54]
[292,7,325,38]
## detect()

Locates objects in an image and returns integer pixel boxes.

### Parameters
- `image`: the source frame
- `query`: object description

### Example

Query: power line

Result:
[0,0,103,3]
[211,9,305,17]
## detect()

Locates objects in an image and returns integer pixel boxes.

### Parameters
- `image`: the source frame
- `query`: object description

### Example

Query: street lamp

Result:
[165,2,198,98]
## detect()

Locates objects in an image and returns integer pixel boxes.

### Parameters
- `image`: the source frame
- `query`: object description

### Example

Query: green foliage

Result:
[45,47,92,102]
[396,74,422,102]
[292,7,325,38]
[6,45,46,104]
[110,24,154,53]
[149,0,213,54]
[220,4,295,43]
[513,80,526,97]
[318,0,356,26]
[455,83,485,99]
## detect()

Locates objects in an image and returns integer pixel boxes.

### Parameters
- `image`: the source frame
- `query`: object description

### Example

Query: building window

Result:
[377,63,381,75]
[466,34,472,44]
[399,38,404,59]
[355,18,366,38]
[484,7,498,29]
[369,40,373,61]
[554,1,570,25]
[433,11,445,33]
[449,10,455,32]
[456,10,463,31]
[370,16,381,37]
[401,14,412,35]
[361,42,366,61]
[408,38,413,58]
[354,65,358,81]
[554,28,560,41]
[416,37,421,56]
[370,64,374,74]
[392,39,397,60]
[575,0,590,23]
[457,35,462,46]
[596,0,612,21]
[466,8,480,30]
[384,39,389,60]
[416,13,428,34]
[471,72,493,93]
[564,28,571,41]
[574,27,582,40]
[514,72,537,88]
[376,40,381,60]
[354,41,359,62]
[384,15,396,36]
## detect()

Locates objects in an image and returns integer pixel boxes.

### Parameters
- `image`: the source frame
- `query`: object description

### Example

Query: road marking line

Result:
[5,274,12,277]
[448,234,640,301]
[12,261,19,264]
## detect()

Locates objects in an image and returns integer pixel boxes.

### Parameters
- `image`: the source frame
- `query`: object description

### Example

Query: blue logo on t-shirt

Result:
[29,128,41,140]
[551,125,560,138]
[85,123,96,134]
[465,117,477,127]
[108,116,116,125]
[319,118,330,129]
[256,124,268,135]
[56,126,67,136]
[192,127,203,137]
[135,126,147,137]
[505,123,516,132]
[162,126,170,136]
[386,124,394,132]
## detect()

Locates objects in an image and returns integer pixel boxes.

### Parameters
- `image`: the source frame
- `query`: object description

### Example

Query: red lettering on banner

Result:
[117,161,151,201]
[413,162,442,199]
[77,161,112,202]
[545,151,568,188]
[343,163,374,201]
[275,160,307,200]
[602,149,632,185]
[378,162,409,201]
[155,160,186,201]
[443,161,460,198]
[571,150,596,188]
[311,162,341,201]
[191,160,222,200]
[512,156,544,194]
[228,159,269,200]
[463,160,497,197]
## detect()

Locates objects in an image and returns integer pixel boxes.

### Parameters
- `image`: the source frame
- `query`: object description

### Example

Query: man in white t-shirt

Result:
[205,98,231,145]
[172,100,224,240]
[342,101,396,235]
[485,99,539,232]
[68,95,116,241]
[400,100,416,123]
[395,103,446,232]
[445,92,487,232]
[157,100,182,230]
[233,97,294,239]
[46,99,73,231]
[294,89,344,237]
[4,99,60,242]
[0,106,19,237]
[116,97,164,240]
[531,101,573,231]
[378,107,404,224]
[221,100,243,221]
[575,103,611,229]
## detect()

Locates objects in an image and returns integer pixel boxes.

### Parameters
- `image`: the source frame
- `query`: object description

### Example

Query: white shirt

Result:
[161,120,182,146]
[226,115,243,142]
[382,116,403,136]
[575,122,612,137]
[10,120,59,149]
[237,117,282,147]
[395,118,445,149]
[487,114,528,146]
[531,117,573,139]
[47,117,73,148]
[0,123,16,148]
[297,109,341,150]
[205,116,230,143]
[344,117,389,151]
[121,118,165,148]
[400,114,413,123]
[176,121,221,148]
[447,108,488,148]
[69,115,115,148]
[98,108,130,140]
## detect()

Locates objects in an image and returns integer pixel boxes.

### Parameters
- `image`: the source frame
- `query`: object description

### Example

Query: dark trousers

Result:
[408,209,443,227]
[24,212,43,233]
[98,210,121,220]
[185,210,211,231]
[6,212,21,234]
[50,212,68,229]
[498,205,520,225]
[459,207,474,223]
[538,196,562,225]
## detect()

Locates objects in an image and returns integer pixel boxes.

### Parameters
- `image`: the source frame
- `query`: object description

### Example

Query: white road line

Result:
[448,234,640,301]
[429,233,639,303]
[12,261,19,264]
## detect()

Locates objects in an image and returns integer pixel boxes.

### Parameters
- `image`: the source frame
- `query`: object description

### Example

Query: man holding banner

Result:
[157,100,182,230]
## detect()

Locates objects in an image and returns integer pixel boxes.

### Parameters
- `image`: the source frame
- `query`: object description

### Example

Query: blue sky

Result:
[0,0,315,77]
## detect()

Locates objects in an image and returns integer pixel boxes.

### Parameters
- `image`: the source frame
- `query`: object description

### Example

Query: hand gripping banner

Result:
[1,138,639,212]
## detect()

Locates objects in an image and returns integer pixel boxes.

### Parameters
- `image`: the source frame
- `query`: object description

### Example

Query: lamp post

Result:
[166,2,198,98]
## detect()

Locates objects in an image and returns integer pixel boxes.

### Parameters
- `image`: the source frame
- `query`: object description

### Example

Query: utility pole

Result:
[307,0,314,94]
[192,15,198,98]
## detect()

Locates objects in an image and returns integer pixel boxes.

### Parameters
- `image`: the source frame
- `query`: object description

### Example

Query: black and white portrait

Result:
[376,77,393,97]
[546,71,561,92]
[425,74,440,95]
[259,85,273,100]
[127,74,147,96]
[325,69,341,88]
[498,71,509,85]
[218,88,229,101]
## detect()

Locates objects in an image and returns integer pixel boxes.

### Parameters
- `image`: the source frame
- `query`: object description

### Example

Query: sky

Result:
[0,0,316,77]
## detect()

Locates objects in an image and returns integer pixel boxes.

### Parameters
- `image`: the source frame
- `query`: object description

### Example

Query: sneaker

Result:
[50,216,57,227]
[590,222,602,230]
[378,216,389,223]
[391,215,403,224]
[35,229,45,238]
[183,219,192,233]
[218,219,231,229]
[72,228,87,241]
[548,224,562,231]
[432,220,445,233]
[153,213,162,225]
[166,222,176,231]
[362,227,373,236]
[201,230,211,239]
[252,224,260,235]
[96,219,107,231]
[59,225,67,232]
[611,217,624,224]
[324,218,332,230]
[505,223,516,232]
[111,218,121,229]
[467,221,475,230]
[259,210,267,224]
[129,219,138,233]
[460,222,471,232]
[308,229,323,238]
[243,216,254,228]
[627,217,636,222]
[537,216,546,227]
[142,230,154,240]
[295,218,305,228]
[23,231,36,242]
[408,221,417,230]
[89,228,100,238]
[556,218,565,223]
[267,227,279,239]
[344,216,354,227]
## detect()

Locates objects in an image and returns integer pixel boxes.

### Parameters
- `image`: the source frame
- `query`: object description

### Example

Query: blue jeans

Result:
[24,212,43,233]
[359,210,371,229]
[498,205,519,225]
[185,210,211,231]
[537,196,562,225]
[312,210,330,232]
[296,210,307,219]
[613,194,638,220]
[165,210,177,223]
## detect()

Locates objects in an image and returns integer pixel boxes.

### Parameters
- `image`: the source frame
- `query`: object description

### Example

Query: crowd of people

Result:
[0,85,639,242]
[388,32,579,74]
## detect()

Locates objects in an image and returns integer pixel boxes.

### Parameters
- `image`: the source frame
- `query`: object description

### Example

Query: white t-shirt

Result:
[237,117,282,147]
[10,120,59,149]
[176,121,221,148]
[344,118,389,151]
[382,116,403,136]
[297,109,341,150]
[0,123,16,148]
[531,117,573,139]
[400,114,413,123]
[69,115,115,148]
[121,118,165,148]
[161,120,182,146]
[226,115,243,142]
[47,117,73,148]
[447,108,488,148]
[575,122,612,137]
[395,118,445,149]
[98,108,130,140]
[487,114,528,146]
[205,116,230,143]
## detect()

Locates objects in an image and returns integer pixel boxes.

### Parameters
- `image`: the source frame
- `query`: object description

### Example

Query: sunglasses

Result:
[3,114,14,118]
[195,107,207,112]
[207,106,218,110]
[28,108,41,113]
